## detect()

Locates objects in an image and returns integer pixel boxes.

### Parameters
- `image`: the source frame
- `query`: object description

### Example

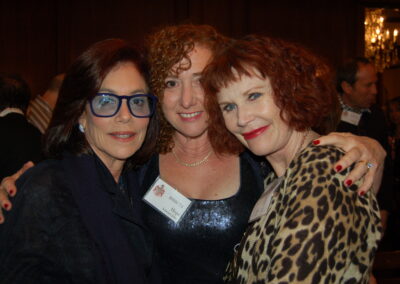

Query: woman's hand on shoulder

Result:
[0,161,34,223]
[314,132,385,195]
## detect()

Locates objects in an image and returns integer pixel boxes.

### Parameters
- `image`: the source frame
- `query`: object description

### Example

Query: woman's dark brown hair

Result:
[44,39,158,168]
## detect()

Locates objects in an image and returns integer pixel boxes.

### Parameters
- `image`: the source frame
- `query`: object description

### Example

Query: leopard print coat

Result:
[224,144,382,284]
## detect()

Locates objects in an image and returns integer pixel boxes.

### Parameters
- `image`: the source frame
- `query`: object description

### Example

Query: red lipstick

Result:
[242,126,269,140]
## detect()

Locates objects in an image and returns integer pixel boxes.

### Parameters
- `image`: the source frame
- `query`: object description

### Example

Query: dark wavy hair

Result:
[336,57,371,94]
[146,24,228,153]
[44,39,158,168]
[203,35,338,154]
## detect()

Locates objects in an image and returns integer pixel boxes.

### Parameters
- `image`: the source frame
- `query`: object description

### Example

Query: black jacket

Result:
[0,113,42,180]
[0,153,161,283]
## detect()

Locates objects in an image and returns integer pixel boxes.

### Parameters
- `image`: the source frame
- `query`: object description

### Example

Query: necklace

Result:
[172,149,212,167]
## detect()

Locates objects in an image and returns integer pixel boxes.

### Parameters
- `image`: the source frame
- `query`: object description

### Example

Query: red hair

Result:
[146,24,229,153]
[203,35,338,154]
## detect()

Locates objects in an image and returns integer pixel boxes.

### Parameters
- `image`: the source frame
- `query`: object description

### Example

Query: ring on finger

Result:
[366,162,374,169]
[357,160,374,169]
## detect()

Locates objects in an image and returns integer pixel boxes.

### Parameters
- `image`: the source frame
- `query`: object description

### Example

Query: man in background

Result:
[336,57,394,250]
[27,73,64,134]
[0,73,42,180]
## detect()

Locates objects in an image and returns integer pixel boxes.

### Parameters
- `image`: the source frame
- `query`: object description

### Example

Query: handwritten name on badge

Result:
[143,177,192,223]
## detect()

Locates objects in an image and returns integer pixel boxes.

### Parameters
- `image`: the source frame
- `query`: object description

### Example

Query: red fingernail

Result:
[358,191,365,196]
[9,190,14,195]
[345,179,353,186]
[313,139,320,145]
[3,203,9,210]
[335,165,343,172]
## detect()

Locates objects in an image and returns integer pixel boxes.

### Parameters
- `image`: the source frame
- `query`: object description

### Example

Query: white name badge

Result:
[341,110,362,126]
[143,176,192,224]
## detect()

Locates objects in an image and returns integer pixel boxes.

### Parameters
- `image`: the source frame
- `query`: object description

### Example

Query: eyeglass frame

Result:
[89,93,158,118]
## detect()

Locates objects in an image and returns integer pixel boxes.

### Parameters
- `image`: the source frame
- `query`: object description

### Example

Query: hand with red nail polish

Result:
[335,165,343,172]
[0,162,33,221]
[313,132,385,196]
[345,179,353,187]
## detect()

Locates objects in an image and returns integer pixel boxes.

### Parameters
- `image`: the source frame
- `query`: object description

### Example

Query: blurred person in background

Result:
[336,58,394,250]
[0,73,42,180]
[27,73,65,134]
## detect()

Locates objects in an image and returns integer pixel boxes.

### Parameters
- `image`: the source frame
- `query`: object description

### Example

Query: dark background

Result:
[1,0,399,96]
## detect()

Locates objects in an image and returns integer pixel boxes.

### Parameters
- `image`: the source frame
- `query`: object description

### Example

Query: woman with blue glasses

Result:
[0,39,161,283]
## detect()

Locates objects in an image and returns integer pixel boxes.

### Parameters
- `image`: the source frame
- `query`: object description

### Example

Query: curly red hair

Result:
[203,35,338,154]
[146,24,229,153]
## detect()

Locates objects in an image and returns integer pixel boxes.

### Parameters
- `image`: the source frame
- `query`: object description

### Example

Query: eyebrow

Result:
[165,72,203,79]
[241,84,265,96]
[98,88,148,94]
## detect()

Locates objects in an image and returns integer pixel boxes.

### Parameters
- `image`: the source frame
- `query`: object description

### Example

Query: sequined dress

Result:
[139,152,266,284]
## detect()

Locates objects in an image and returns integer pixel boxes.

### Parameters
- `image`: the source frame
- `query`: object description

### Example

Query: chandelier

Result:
[365,8,399,72]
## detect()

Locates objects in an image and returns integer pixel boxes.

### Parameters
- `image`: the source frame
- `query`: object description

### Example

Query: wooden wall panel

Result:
[1,0,399,95]
[55,0,179,72]
[0,0,57,96]
[244,0,364,67]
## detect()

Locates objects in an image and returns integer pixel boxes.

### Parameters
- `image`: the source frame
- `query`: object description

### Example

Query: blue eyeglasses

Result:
[89,93,157,118]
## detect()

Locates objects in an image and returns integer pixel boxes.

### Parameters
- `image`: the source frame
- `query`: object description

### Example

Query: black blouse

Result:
[139,152,266,284]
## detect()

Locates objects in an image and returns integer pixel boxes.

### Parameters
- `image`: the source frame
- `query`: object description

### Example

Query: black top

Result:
[0,113,42,180]
[337,104,394,212]
[0,154,160,284]
[138,152,266,284]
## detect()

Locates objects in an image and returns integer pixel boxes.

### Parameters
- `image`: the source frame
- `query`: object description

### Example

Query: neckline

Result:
[155,153,245,202]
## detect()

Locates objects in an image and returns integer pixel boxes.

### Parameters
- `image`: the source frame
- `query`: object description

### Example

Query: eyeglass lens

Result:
[91,94,154,117]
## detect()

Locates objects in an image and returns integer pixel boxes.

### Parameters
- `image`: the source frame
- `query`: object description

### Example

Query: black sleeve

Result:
[0,164,98,283]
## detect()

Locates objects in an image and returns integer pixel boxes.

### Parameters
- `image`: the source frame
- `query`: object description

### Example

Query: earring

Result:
[78,124,85,133]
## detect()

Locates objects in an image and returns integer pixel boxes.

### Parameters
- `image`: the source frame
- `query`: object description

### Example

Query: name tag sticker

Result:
[341,110,362,126]
[249,176,283,223]
[143,177,192,223]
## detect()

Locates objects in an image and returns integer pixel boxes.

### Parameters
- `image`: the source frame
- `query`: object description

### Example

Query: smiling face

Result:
[79,62,149,170]
[161,45,212,139]
[217,71,294,158]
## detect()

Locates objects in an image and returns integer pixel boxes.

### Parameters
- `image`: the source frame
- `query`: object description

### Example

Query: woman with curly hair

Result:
[139,24,384,283]
[141,24,263,283]
[203,35,382,283]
